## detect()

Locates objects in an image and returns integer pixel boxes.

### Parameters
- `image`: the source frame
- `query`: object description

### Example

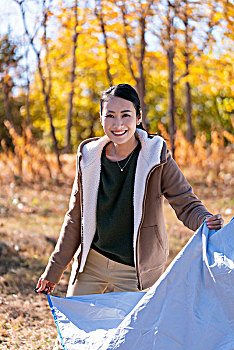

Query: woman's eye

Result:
[122,114,130,118]
[106,114,114,118]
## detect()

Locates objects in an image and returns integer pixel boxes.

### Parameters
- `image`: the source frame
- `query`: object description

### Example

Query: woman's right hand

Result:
[36,277,56,294]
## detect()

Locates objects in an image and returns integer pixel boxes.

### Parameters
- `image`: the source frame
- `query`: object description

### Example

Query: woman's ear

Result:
[136,114,142,125]
[99,112,103,125]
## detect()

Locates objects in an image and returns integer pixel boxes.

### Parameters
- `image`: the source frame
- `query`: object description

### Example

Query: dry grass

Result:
[1,122,234,187]
[0,181,73,349]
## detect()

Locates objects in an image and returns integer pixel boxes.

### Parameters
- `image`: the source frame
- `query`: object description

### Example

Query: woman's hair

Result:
[100,84,141,118]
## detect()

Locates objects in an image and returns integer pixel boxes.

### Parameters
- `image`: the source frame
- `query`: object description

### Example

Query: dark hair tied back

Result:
[100,84,142,118]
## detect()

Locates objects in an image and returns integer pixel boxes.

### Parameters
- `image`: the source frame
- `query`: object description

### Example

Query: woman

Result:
[36,83,223,297]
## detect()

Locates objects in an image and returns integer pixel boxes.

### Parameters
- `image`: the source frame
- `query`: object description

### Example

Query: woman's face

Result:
[100,96,141,146]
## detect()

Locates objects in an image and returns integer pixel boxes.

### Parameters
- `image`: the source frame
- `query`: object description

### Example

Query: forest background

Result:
[0,0,233,349]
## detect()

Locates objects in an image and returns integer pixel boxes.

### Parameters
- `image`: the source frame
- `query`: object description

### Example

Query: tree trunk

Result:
[121,3,148,129]
[26,85,31,127]
[184,0,193,143]
[167,45,176,157]
[136,78,147,129]
[44,93,62,170]
[138,15,148,129]
[25,48,32,127]
[16,0,62,170]
[36,51,62,170]
[95,0,113,86]
[41,2,62,170]
[185,81,193,142]
[2,81,14,126]
[65,0,79,153]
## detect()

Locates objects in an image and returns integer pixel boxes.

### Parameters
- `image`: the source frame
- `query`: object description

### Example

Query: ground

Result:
[0,159,233,349]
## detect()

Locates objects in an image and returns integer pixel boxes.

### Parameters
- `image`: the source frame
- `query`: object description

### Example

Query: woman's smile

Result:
[111,130,128,136]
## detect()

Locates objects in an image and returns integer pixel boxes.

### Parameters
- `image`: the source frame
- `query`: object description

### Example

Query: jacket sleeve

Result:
[41,156,82,284]
[161,150,212,231]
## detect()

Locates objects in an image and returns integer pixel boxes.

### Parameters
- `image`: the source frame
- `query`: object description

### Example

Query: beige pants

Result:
[54,249,140,349]
[66,249,140,297]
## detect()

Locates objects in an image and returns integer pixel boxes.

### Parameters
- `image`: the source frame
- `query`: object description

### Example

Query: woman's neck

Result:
[106,136,138,161]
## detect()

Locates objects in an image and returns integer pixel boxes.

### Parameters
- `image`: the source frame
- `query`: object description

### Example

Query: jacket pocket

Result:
[153,224,165,251]
[139,225,167,269]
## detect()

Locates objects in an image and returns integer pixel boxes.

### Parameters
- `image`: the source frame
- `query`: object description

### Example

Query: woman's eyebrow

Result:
[106,109,133,113]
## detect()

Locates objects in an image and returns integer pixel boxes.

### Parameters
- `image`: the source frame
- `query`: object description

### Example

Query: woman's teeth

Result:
[112,130,127,136]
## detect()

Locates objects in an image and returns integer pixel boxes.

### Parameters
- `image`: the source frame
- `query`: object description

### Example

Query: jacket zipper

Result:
[135,160,167,290]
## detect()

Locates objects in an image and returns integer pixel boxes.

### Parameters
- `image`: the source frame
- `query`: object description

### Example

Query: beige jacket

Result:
[42,129,212,290]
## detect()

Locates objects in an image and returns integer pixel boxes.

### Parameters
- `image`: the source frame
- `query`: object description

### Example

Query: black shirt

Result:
[91,141,141,266]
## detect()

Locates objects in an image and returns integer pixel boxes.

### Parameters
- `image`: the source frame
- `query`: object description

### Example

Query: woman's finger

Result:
[44,282,55,294]
[205,214,223,229]
[35,277,56,294]
[207,219,222,225]
[207,225,222,230]
[206,214,223,221]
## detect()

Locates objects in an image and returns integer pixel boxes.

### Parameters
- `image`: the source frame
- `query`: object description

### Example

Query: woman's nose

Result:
[113,117,123,128]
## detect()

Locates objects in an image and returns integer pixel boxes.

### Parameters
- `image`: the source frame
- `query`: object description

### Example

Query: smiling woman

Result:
[36,83,223,349]
[100,96,141,161]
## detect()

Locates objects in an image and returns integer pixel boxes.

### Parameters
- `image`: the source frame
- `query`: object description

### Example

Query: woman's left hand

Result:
[206,214,224,230]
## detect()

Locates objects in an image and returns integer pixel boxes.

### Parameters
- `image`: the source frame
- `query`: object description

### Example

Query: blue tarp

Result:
[47,220,234,350]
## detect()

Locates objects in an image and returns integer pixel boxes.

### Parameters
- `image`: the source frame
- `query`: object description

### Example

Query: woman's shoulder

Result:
[77,135,106,151]
[77,135,110,164]
[136,128,166,144]
[136,129,168,165]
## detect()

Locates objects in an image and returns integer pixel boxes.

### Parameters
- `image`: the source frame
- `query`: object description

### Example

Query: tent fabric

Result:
[47,220,234,350]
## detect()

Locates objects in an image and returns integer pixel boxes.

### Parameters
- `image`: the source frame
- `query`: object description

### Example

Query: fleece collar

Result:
[80,129,164,169]
[78,129,165,271]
